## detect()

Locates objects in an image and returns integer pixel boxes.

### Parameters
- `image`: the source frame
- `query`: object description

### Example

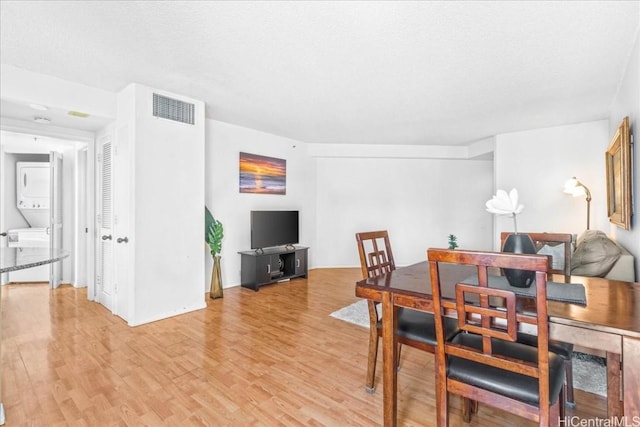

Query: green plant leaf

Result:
[205,206,224,256]
[205,206,215,243]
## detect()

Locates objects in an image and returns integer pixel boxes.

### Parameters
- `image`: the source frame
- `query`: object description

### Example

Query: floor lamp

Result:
[564,177,591,230]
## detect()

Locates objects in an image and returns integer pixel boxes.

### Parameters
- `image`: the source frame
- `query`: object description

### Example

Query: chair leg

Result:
[365,329,379,393]
[434,362,448,427]
[548,395,561,427]
[559,384,566,421]
[565,358,575,408]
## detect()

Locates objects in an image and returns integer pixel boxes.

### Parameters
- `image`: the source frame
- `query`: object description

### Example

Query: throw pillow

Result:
[537,244,565,270]
[571,230,621,277]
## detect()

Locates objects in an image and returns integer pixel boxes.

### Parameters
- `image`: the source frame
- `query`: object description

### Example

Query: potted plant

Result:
[205,206,224,299]
[447,234,459,250]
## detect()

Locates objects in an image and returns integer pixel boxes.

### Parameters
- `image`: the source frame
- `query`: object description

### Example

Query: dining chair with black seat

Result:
[428,248,566,426]
[500,231,576,407]
[355,230,460,393]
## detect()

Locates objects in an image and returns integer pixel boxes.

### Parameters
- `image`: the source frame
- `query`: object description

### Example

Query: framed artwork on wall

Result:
[239,152,286,195]
[605,116,632,229]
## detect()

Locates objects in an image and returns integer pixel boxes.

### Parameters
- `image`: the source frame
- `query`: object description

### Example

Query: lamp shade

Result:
[564,177,590,196]
[570,186,586,197]
[563,176,591,230]
[564,177,579,194]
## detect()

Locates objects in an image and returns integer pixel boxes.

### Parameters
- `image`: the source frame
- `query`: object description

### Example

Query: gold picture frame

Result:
[605,116,631,229]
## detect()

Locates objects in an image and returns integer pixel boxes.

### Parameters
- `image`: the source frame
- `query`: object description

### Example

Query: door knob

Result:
[117,237,129,243]
[102,234,112,240]
[0,232,7,237]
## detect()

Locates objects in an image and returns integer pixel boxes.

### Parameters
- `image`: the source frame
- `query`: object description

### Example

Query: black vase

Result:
[502,233,536,288]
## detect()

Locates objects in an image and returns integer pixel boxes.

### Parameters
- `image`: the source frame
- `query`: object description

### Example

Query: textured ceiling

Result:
[1,1,639,145]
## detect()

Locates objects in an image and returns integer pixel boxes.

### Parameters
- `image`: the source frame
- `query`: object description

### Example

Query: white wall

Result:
[121,84,206,325]
[494,120,609,248]
[314,157,494,267]
[205,120,494,287]
[609,27,639,280]
[205,120,316,289]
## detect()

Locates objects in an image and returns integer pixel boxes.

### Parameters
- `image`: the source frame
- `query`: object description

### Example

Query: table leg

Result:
[622,337,640,417]
[606,352,622,418]
[382,291,397,427]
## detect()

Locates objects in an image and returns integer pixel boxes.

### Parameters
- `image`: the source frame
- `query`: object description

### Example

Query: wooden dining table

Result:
[355,261,640,427]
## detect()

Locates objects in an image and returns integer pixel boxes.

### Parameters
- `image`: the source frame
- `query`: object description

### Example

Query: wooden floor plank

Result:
[2,269,606,425]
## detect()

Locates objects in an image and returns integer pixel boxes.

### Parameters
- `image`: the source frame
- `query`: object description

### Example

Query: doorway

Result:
[0,130,91,290]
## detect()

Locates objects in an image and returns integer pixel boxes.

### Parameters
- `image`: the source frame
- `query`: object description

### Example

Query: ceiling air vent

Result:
[153,93,195,125]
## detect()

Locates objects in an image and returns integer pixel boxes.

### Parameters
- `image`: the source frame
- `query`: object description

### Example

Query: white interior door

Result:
[49,151,63,289]
[96,135,115,311]
[77,147,88,286]
[113,124,130,320]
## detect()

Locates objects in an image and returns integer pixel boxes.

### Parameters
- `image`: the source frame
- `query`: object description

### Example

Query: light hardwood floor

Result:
[2,268,606,426]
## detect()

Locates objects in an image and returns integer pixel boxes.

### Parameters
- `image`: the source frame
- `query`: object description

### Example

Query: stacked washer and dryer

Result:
[7,162,51,282]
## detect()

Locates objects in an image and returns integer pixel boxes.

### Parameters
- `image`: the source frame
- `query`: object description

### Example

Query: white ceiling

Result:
[1,1,639,146]
[0,98,112,133]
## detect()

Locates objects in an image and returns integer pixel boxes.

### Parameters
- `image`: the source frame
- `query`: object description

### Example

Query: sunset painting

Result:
[239,152,286,195]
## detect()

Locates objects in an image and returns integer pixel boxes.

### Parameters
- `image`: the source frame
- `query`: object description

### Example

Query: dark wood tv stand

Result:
[238,246,308,291]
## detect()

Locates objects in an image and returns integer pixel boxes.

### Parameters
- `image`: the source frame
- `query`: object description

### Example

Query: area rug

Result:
[330,300,606,396]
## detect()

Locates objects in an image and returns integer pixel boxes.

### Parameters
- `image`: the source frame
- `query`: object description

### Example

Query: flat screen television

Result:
[251,210,299,250]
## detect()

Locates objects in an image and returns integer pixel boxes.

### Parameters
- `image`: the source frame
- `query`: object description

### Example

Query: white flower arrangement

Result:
[485,188,524,233]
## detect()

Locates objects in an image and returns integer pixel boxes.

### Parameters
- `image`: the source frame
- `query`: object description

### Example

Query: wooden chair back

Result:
[500,232,573,283]
[428,248,561,425]
[356,230,396,279]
